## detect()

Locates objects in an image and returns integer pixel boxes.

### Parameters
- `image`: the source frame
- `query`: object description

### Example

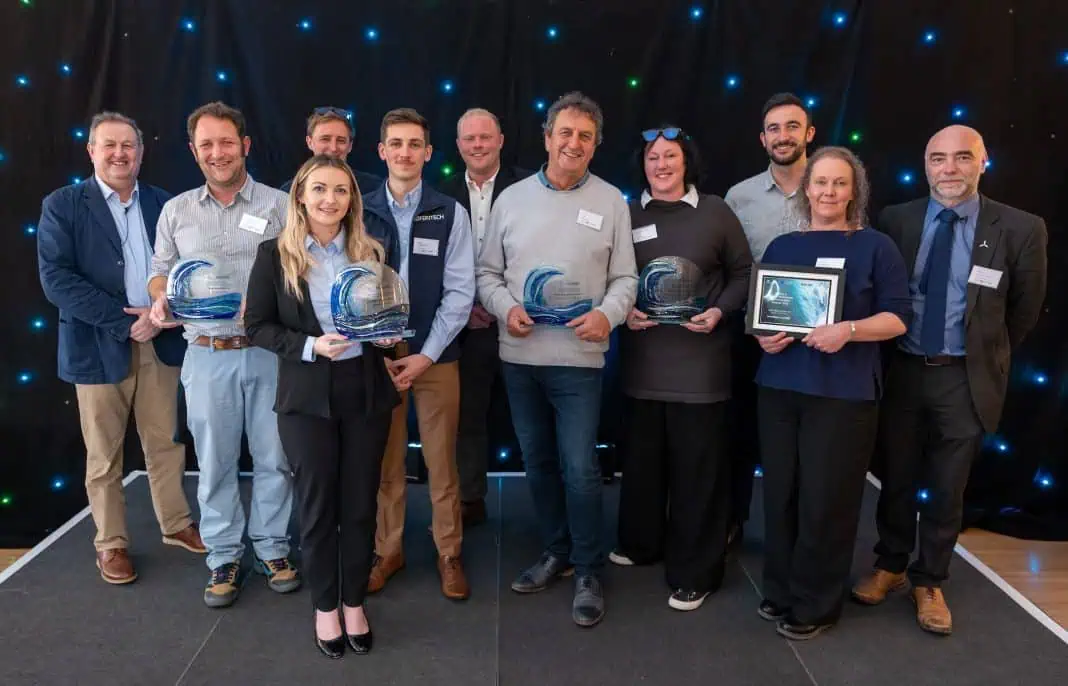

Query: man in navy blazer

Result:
[37,112,204,586]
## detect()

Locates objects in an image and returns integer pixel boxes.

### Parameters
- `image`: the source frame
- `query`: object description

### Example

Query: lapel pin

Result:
[980,240,990,248]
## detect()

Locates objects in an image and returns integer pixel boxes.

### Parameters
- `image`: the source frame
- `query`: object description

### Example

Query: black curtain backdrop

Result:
[1,0,1065,546]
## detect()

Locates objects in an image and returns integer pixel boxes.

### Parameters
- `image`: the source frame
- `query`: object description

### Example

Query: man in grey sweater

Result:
[477,91,637,627]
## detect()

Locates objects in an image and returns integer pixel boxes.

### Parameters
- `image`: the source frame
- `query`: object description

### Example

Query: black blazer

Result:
[437,164,532,217]
[244,239,400,419]
[877,195,1047,432]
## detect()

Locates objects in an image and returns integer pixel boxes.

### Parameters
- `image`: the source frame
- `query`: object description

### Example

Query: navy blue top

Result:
[755,228,911,401]
[900,194,980,356]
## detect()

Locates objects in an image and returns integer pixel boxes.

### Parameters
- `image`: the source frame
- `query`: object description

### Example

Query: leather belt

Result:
[902,352,966,367]
[192,335,251,350]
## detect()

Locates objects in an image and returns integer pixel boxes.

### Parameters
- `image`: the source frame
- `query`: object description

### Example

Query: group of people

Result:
[35,89,1047,659]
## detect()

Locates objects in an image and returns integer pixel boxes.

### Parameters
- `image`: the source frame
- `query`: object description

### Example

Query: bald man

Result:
[852,125,1047,635]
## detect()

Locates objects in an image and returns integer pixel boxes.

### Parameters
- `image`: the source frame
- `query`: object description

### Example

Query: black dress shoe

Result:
[315,632,345,659]
[757,598,790,622]
[775,614,834,641]
[346,630,373,654]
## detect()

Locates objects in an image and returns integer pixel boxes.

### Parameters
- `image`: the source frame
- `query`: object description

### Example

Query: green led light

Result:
[627,77,640,88]
[849,131,863,143]
[441,164,453,177]
[20,0,33,6]
[0,494,12,507]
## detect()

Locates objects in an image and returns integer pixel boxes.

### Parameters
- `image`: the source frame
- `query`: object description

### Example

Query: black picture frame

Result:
[745,262,847,339]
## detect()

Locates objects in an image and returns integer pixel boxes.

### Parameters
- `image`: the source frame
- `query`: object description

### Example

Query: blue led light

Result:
[59,63,72,75]
[31,317,45,330]
[952,106,966,119]
[407,442,421,449]
[298,18,312,31]
[16,74,30,87]
[70,175,82,184]
[181,18,195,32]
[622,192,631,203]
[690,6,703,19]
[534,98,547,111]
[17,371,33,384]
[365,27,378,41]
[24,223,36,235]
[832,12,848,26]
[754,466,764,477]
[923,30,937,44]
[1061,51,1068,65]
[917,488,930,502]
[805,95,819,108]
[595,443,609,450]
[725,74,739,88]
[441,80,454,93]
[899,171,915,184]
[0,150,6,162]
[498,448,510,462]
[997,441,1009,453]
[216,70,228,82]
[72,128,85,140]
[1035,471,1054,489]
[51,477,66,491]
[1034,372,1048,385]
[547,26,558,39]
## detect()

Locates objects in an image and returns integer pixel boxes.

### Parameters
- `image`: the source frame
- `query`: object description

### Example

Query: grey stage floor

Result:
[1,474,1066,686]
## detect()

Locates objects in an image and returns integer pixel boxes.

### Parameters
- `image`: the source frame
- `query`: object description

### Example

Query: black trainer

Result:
[510,552,574,594]
[757,598,790,622]
[776,614,834,641]
[669,589,710,611]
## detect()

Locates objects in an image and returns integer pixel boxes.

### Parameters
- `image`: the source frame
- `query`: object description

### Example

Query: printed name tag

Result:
[413,237,440,257]
[632,224,658,243]
[576,209,604,231]
[238,213,268,235]
[968,265,1003,289]
[815,257,846,269]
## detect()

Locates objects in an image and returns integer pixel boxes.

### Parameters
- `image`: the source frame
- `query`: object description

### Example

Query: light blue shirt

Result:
[902,194,980,356]
[95,175,152,307]
[386,180,476,362]
[535,164,590,191]
[300,230,362,362]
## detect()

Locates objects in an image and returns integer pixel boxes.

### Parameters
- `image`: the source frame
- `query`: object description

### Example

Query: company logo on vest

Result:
[414,213,446,222]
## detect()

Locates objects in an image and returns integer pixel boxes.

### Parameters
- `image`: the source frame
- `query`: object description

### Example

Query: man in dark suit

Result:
[37,111,204,585]
[438,108,531,526]
[279,106,381,196]
[852,125,1047,635]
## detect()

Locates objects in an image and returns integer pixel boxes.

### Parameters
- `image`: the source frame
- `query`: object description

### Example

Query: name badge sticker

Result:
[632,224,658,243]
[413,237,440,256]
[968,265,1003,289]
[577,209,604,231]
[815,257,846,269]
[238,213,268,235]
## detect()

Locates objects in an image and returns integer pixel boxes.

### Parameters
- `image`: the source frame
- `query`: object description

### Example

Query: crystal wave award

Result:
[165,256,243,320]
[522,265,594,326]
[636,256,706,324]
[331,261,416,342]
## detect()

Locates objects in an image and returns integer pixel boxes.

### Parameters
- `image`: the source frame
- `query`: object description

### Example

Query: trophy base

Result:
[330,329,416,345]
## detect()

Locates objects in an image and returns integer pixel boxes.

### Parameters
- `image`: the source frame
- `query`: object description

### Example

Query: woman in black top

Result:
[245,156,404,658]
[611,127,753,610]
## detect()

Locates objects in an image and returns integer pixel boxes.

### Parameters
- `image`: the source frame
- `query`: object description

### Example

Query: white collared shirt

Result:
[639,184,700,209]
[466,166,499,252]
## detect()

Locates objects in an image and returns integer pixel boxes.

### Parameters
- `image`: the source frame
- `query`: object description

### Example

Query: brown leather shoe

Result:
[438,555,470,600]
[462,499,488,527]
[851,569,907,605]
[912,586,952,635]
[366,553,404,593]
[96,548,137,585]
[162,524,207,553]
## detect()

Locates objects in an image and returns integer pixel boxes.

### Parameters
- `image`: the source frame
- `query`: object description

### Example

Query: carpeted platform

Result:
[1,474,1066,686]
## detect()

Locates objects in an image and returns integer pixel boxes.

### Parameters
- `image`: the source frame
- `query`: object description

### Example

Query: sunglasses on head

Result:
[641,127,684,142]
[314,106,353,120]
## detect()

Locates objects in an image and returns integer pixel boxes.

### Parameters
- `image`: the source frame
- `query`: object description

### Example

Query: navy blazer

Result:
[37,179,186,384]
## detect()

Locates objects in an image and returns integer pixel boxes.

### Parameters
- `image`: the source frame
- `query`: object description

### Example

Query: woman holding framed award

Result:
[612,126,753,611]
[245,155,404,658]
[751,146,910,640]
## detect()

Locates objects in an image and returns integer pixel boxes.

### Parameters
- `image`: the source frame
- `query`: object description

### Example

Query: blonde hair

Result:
[279,155,384,301]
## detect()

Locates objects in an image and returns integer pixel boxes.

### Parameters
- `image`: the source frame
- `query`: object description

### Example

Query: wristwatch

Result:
[848,321,856,340]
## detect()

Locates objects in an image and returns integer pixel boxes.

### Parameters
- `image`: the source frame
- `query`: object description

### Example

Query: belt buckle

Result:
[211,336,228,351]
[923,355,943,367]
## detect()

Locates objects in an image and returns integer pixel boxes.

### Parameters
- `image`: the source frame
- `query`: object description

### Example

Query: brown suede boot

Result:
[851,569,907,605]
[366,553,405,593]
[912,586,952,635]
[438,555,470,600]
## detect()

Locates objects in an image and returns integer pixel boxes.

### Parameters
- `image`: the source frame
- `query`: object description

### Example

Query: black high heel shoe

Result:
[315,630,345,659]
[344,610,374,654]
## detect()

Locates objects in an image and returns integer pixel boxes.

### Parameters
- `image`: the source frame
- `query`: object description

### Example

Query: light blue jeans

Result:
[180,344,293,570]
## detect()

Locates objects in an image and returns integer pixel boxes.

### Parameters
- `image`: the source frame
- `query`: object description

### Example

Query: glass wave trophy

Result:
[522,265,593,326]
[165,256,243,320]
[636,256,706,324]
[745,263,845,338]
[330,262,415,343]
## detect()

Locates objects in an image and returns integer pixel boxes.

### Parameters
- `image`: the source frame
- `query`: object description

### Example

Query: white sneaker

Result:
[608,550,634,566]
[669,589,710,611]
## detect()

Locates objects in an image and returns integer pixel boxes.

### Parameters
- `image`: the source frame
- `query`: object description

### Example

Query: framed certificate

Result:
[745,263,845,338]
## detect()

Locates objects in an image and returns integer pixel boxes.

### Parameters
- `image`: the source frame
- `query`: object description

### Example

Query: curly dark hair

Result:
[793,146,870,231]
[632,126,704,194]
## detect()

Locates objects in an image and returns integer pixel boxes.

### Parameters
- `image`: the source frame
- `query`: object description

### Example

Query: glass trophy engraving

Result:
[636,256,706,324]
[165,257,243,320]
[330,262,415,342]
[522,265,593,326]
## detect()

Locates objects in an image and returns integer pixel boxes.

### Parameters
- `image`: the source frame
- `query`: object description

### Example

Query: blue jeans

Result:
[180,344,293,570]
[501,363,604,576]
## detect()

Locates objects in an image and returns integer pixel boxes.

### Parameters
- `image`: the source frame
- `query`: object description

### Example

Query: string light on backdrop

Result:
[1035,471,1055,489]
[215,70,228,82]
[365,27,378,40]
[849,130,863,143]
[16,371,33,384]
[627,77,640,88]
[952,105,967,119]
[71,128,85,140]
[689,6,703,20]
[725,74,740,89]
[16,74,29,87]
[30,317,46,331]
[546,26,558,39]
[918,488,931,502]
[534,98,546,111]
[23,223,36,236]
[899,170,915,184]
[832,11,849,27]
[804,95,818,108]
[923,29,937,44]
[441,79,454,94]
[298,18,312,31]
[440,163,453,177]
[59,63,71,76]
[754,466,764,478]
[50,477,65,492]
[181,18,195,32]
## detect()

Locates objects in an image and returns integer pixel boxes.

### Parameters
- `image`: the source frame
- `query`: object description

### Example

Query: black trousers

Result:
[759,387,878,625]
[276,358,392,612]
[617,397,730,593]
[873,353,983,587]
[728,318,762,526]
[456,324,503,503]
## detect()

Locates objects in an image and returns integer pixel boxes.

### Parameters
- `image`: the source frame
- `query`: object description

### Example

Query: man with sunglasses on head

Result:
[439,107,531,527]
[723,92,815,549]
[477,91,637,627]
[280,107,381,195]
